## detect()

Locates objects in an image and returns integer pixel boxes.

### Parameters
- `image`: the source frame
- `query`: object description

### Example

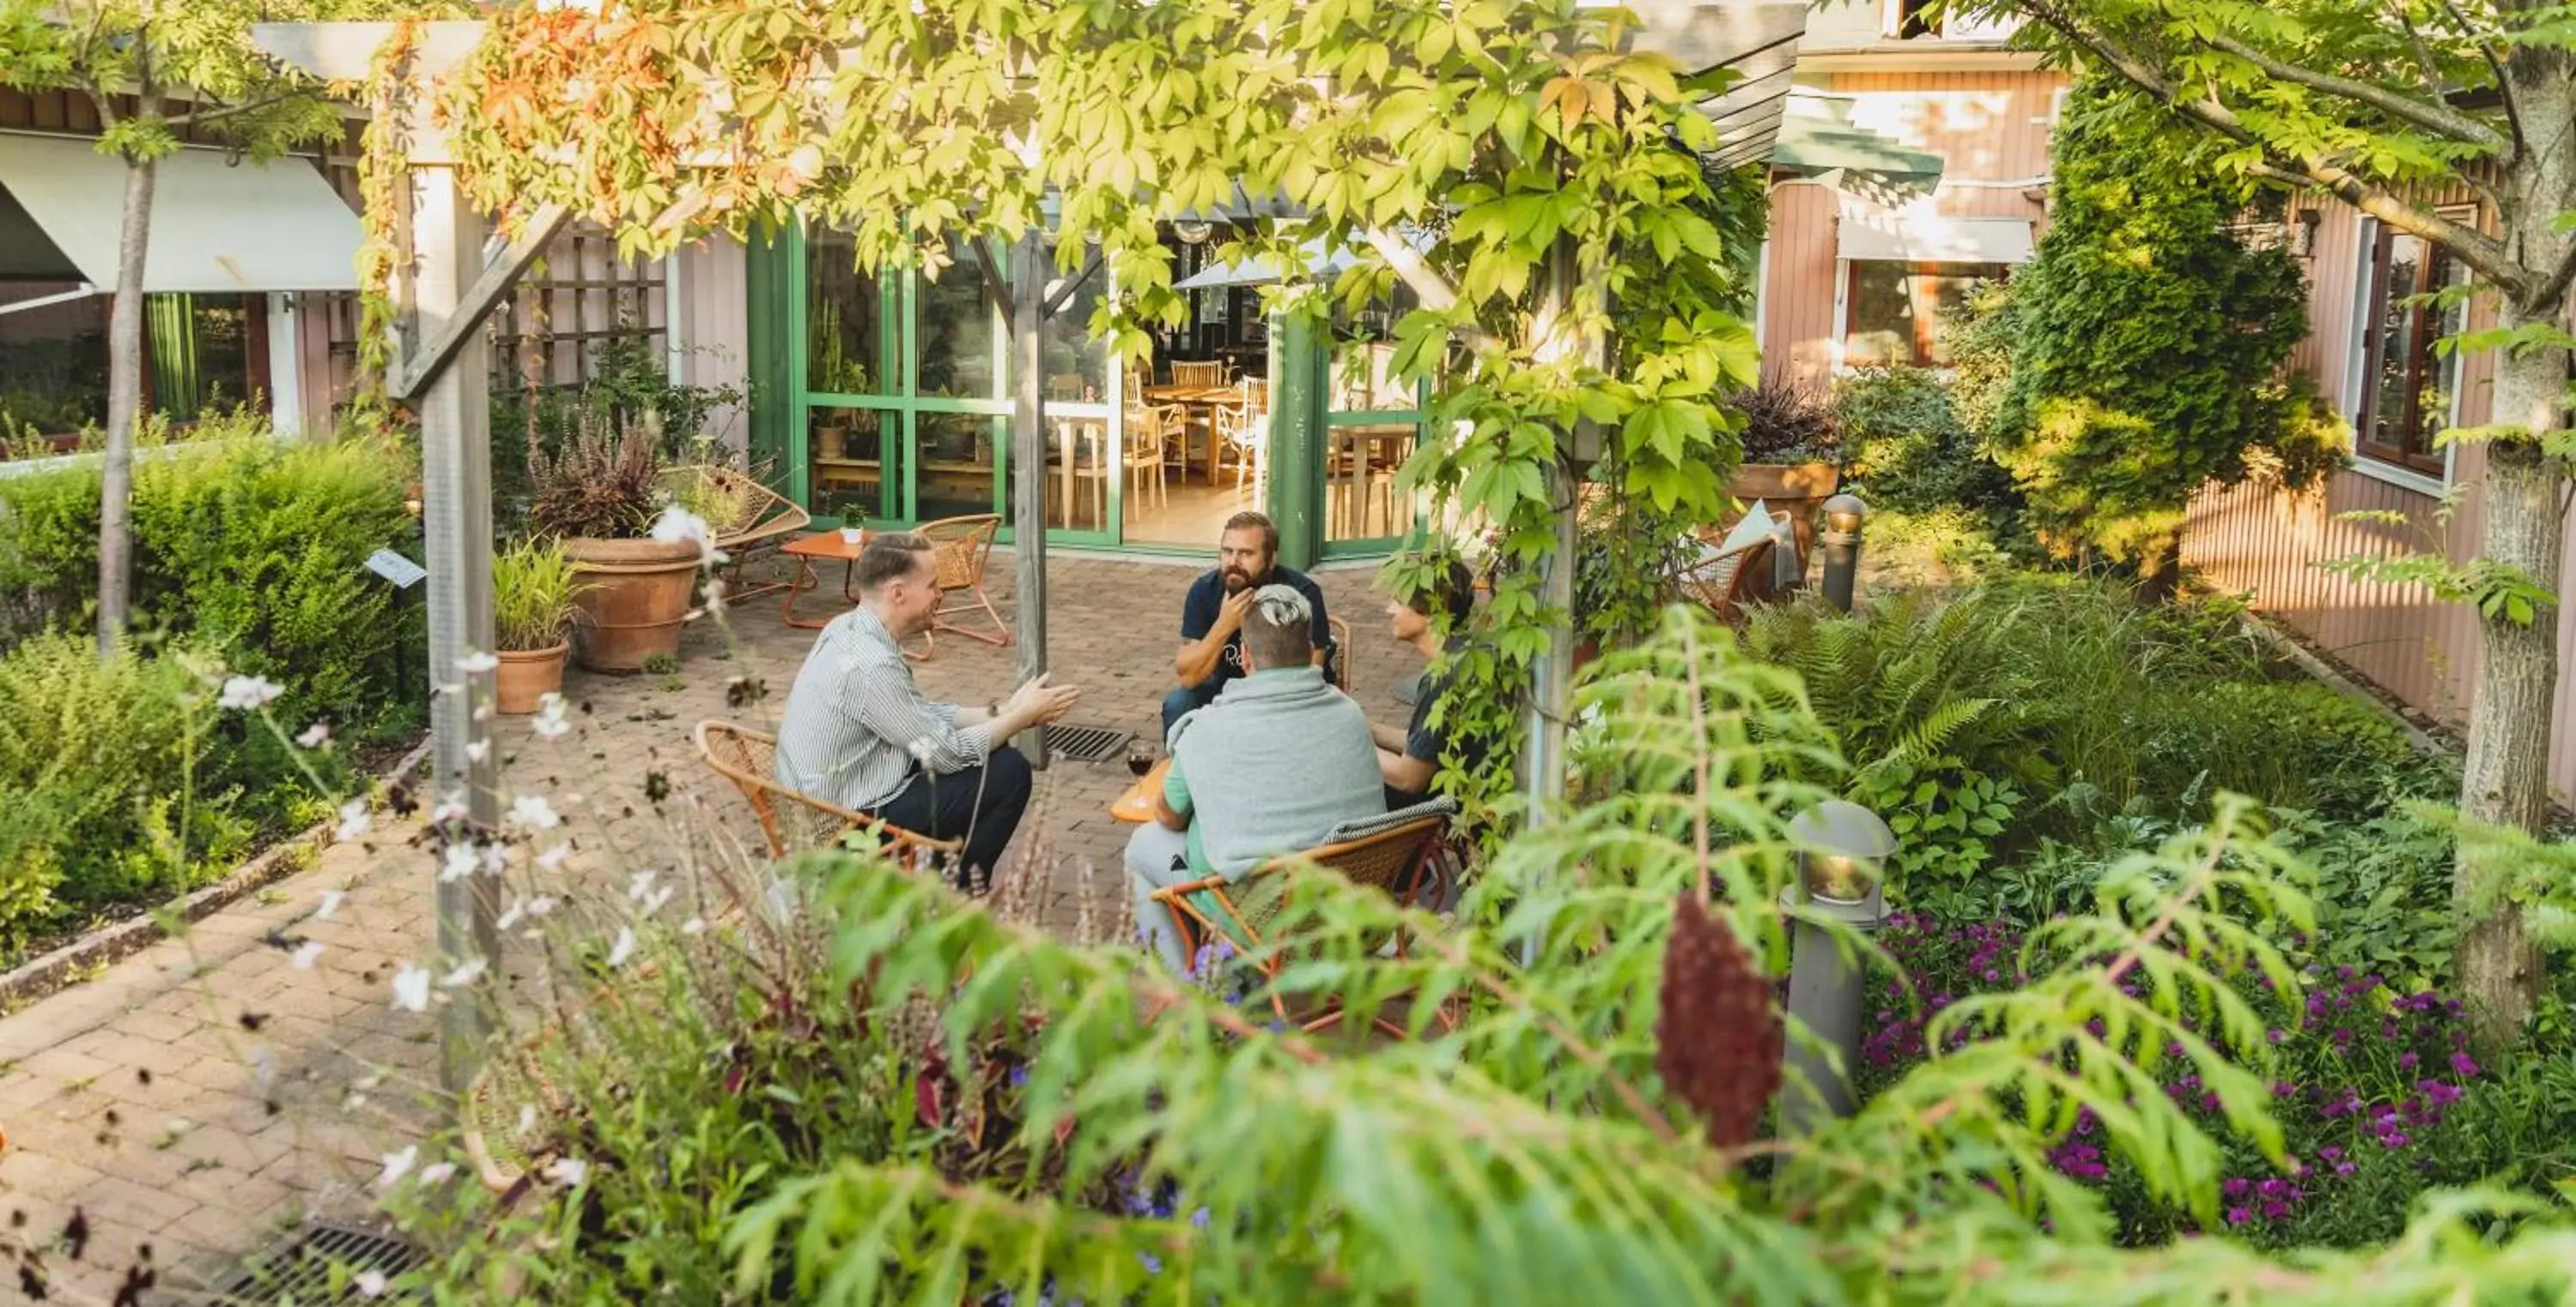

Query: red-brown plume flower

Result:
[1654,893,1783,1149]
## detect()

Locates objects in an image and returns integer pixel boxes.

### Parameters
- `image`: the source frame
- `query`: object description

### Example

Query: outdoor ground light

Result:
[1819,492,1869,614]
[1779,799,1899,1134]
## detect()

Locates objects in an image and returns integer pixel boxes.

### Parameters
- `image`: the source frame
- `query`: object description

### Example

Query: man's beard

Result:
[1222,566,1259,592]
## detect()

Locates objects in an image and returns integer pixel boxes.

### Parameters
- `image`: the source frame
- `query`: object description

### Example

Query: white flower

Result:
[419,1161,457,1187]
[377,1144,417,1188]
[626,870,658,903]
[526,895,558,918]
[606,926,636,969]
[702,575,729,613]
[482,842,508,877]
[639,886,674,915]
[430,795,470,826]
[532,693,571,739]
[334,799,371,842]
[316,889,346,921]
[516,1104,538,1136]
[544,1156,590,1188]
[510,795,562,830]
[905,737,939,767]
[440,843,479,884]
[355,1269,388,1298]
[456,650,500,675]
[537,843,571,872]
[440,957,488,988]
[682,916,707,936]
[290,941,325,971]
[649,504,713,554]
[296,721,331,749]
[465,739,491,764]
[495,895,527,932]
[217,675,283,711]
[392,964,432,1012]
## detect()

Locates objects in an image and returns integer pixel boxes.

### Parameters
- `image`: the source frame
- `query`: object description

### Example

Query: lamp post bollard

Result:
[1818,492,1868,614]
[1778,799,1897,1135]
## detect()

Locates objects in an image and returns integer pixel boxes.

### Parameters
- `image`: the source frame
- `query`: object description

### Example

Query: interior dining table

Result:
[1330,422,1419,538]
[1139,383,1244,483]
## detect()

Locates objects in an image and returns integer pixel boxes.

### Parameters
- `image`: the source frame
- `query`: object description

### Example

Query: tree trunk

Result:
[2451,319,2566,1055]
[97,151,157,654]
[2135,533,2184,605]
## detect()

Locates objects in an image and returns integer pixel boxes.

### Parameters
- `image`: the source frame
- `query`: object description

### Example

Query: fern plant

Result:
[369,604,2576,1304]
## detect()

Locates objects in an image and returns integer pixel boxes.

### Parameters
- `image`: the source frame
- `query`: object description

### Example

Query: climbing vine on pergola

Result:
[409,0,1760,818]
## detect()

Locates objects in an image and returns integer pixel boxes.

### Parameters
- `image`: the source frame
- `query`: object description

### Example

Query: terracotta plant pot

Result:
[494,642,569,714]
[1726,461,1841,574]
[562,537,704,672]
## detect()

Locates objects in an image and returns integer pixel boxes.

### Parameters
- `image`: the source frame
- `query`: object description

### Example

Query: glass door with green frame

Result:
[799,226,901,527]
[1321,289,1431,557]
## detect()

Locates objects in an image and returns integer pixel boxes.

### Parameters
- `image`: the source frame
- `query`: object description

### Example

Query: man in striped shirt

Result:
[775,532,1080,890]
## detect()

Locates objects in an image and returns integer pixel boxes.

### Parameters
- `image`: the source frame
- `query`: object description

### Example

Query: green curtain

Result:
[145,293,201,422]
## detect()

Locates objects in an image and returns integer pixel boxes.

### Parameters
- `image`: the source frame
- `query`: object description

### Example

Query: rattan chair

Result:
[1675,532,1777,626]
[660,465,811,604]
[1327,613,1352,692]
[908,513,1012,660]
[693,720,963,868]
[1149,807,1456,1038]
[1170,360,1228,388]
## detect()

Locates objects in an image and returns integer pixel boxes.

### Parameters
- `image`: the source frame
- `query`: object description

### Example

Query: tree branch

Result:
[2020,2,2528,293]
[166,89,300,130]
[2201,31,2505,152]
[1363,228,1506,354]
[2437,0,2527,164]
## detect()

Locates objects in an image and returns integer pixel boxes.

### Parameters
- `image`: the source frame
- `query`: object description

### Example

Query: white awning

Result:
[0,134,362,294]
[1837,196,2033,264]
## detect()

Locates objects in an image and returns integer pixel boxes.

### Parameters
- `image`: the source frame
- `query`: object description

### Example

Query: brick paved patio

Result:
[0,549,1421,1303]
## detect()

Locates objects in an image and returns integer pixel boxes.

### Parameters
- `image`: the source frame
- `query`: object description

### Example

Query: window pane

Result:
[2367,234,2426,452]
[915,410,999,522]
[0,283,107,439]
[919,243,999,399]
[806,230,884,396]
[2417,247,2470,453]
[190,295,258,416]
[1844,264,1915,367]
[1042,250,1109,403]
[1917,264,2003,366]
[810,404,885,523]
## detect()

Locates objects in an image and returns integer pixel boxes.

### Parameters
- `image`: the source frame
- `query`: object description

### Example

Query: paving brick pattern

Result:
[0,549,1420,1303]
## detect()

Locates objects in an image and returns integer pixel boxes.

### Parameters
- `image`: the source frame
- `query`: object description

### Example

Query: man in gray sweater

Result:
[1126,584,1385,972]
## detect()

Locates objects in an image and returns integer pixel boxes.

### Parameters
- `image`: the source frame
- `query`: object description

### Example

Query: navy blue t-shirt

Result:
[1180,565,1334,691]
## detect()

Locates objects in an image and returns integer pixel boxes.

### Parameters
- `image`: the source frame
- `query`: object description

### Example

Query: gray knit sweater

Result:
[1167,666,1386,881]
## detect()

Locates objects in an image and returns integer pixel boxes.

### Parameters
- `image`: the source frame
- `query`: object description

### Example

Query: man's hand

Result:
[1214,586,1257,637]
[1005,672,1082,727]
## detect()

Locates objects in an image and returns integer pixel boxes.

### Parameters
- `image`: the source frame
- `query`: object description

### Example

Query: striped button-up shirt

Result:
[775,606,993,813]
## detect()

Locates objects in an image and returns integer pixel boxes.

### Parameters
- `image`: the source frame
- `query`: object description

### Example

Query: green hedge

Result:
[0,422,421,956]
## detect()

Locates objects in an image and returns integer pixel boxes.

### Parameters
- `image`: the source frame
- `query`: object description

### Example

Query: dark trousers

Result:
[872,745,1034,887]
[1160,681,1223,743]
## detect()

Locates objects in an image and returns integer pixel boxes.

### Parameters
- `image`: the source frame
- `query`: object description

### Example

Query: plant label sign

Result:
[366,549,428,590]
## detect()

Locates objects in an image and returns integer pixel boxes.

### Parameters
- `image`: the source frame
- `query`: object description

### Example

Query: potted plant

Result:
[493,538,581,713]
[526,409,703,672]
[1726,378,1840,569]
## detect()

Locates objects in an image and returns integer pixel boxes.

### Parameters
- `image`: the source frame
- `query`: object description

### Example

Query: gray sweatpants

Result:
[1124,823,1200,973]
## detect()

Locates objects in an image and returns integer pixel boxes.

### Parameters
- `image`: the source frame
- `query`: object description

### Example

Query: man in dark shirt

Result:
[1374,555,1482,808]
[1163,511,1336,741]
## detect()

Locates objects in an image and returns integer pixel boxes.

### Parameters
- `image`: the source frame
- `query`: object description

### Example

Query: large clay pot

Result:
[562,537,703,672]
[494,642,569,714]
[1725,461,1841,574]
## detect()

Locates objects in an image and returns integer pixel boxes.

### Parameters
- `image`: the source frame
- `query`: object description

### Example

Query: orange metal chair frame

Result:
[1149,813,1457,1039]
[905,514,1012,660]
[693,720,963,871]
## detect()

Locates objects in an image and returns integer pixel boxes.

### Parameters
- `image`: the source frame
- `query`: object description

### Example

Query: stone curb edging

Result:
[0,737,434,1012]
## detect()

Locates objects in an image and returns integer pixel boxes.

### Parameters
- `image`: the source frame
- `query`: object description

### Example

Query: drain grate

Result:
[211,1219,428,1304]
[1046,723,1133,764]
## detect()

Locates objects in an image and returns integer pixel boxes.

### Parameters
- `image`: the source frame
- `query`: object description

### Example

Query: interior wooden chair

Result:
[1675,532,1778,626]
[694,720,963,866]
[908,514,1012,658]
[1150,805,1458,1039]
[1213,402,1268,501]
[659,464,811,603]
[1121,404,1171,512]
[1047,373,1088,403]
[1170,360,1228,389]
[1063,422,1115,530]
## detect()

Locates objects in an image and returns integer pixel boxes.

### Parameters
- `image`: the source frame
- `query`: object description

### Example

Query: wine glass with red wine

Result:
[1126,740,1156,777]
